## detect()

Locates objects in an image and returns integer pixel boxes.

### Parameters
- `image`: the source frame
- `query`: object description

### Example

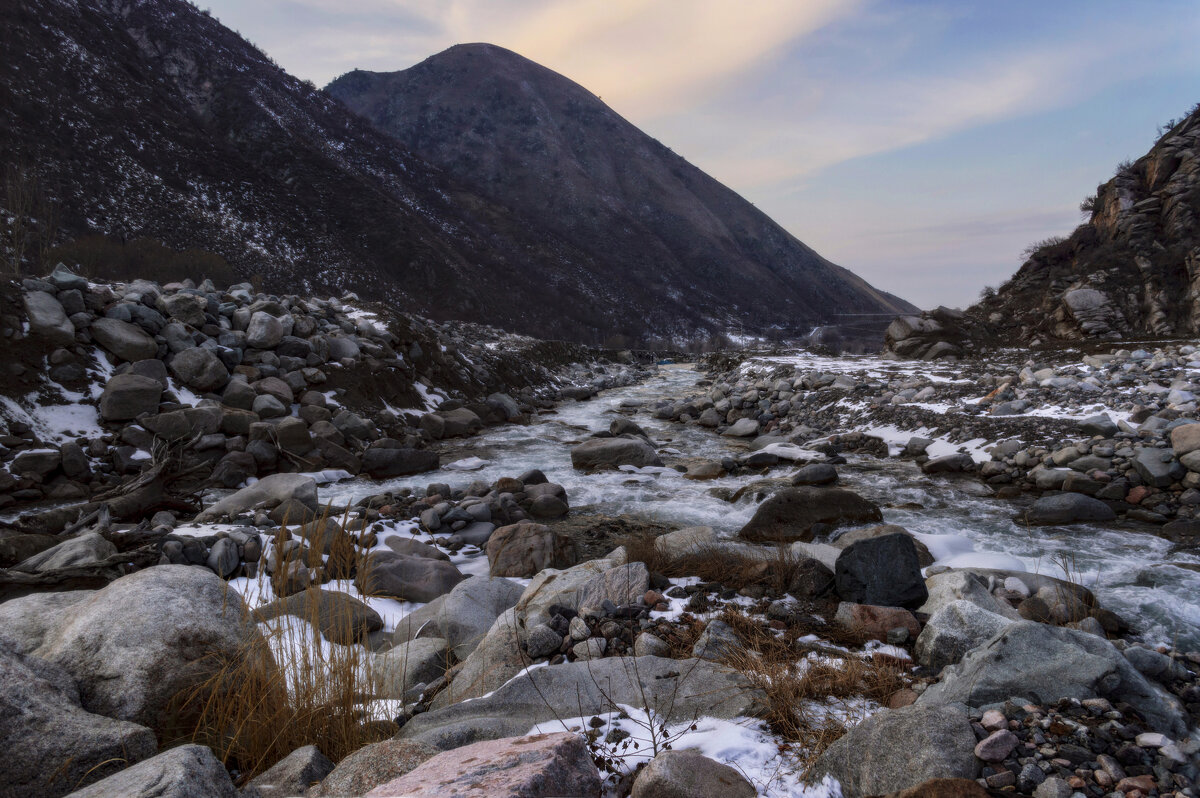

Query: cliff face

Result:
[887,104,1200,359]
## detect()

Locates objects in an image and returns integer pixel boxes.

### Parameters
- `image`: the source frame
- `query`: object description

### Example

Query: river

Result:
[321,361,1200,649]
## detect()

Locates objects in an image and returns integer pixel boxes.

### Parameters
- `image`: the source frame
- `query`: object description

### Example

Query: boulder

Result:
[790,462,838,485]
[631,750,755,798]
[366,733,600,797]
[46,264,89,291]
[737,486,882,543]
[371,638,450,699]
[245,311,284,349]
[91,317,159,362]
[157,293,207,326]
[402,656,761,751]
[832,524,934,567]
[24,291,75,346]
[99,373,163,421]
[361,447,439,478]
[252,589,382,646]
[834,533,928,610]
[356,551,466,603]
[917,621,1188,737]
[385,536,450,561]
[310,739,438,796]
[917,570,1022,620]
[722,417,759,437]
[64,744,237,798]
[438,576,525,659]
[487,521,575,577]
[438,407,484,438]
[570,437,662,469]
[248,745,334,798]
[914,600,1014,672]
[427,609,525,708]
[1022,493,1115,525]
[807,704,978,796]
[834,602,921,643]
[195,473,318,521]
[1170,422,1200,456]
[0,565,268,733]
[575,561,650,612]
[1,634,158,798]
[13,532,118,573]
[168,347,230,393]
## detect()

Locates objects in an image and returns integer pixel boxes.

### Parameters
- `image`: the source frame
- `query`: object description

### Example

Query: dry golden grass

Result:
[716,606,907,768]
[169,505,394,783]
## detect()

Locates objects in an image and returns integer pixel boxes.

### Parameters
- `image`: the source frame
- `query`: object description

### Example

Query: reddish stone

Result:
[1126,485,1152,504]
[1115,775,1156,793]
[364,733,599,797]
[834,601,920,642]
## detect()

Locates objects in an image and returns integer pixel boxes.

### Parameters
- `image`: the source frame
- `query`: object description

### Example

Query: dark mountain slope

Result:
[890,103,1200,357]
[1,1,911,343]
[327,44,915,335]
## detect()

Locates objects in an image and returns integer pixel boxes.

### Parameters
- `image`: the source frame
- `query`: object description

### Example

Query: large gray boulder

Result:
[24,291,75,346]
[195,473,318,521]
[808,704,978,796]
[918,570,1022,619]
[438,575,525,659]
[833,533,928,610]
[575,561,650,612]
[371,637,450,699]
[402,655,762,751]
[486,521,575,577]
[90,317,158,362]
[427,608,525,709]
[310,739,438,797]
[64,744,237,798]
[13,532,117,573]
[1,634,158,798]
[737,486,882,543]
[0,566,268,733]
[168,346,230,393]
[99,373,163,421]
[917,621,1188,737]
[252,589,382,646]
[245,311,284,349]
[914,600,1014,672]
[1022,493,1116,525]
[570,437,662,469]
[356,551,466,603]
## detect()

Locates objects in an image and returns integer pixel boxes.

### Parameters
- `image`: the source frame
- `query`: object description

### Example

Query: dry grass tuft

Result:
[168,506,393,783]
[717,606,907,768]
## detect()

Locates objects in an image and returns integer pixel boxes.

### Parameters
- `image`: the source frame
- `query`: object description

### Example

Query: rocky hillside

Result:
[327,45,914,342]
[888,102,1200,359]
[0,2,911,345]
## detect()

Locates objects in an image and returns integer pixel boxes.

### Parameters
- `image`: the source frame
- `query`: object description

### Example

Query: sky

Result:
[203,0,1200,310]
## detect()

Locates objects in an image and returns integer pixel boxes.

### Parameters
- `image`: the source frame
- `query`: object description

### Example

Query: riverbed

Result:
[321,360,1200,649]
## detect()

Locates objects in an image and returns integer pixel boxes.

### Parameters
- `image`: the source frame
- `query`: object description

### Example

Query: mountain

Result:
[0,0,912,344]
[326,45,915,340]
[889,102,1200,358]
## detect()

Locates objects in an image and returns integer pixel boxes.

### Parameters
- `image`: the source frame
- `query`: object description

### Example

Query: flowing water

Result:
[322,362,1200,649]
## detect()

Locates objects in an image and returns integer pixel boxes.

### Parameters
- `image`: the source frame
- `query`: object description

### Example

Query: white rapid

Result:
[321,363,1200,649]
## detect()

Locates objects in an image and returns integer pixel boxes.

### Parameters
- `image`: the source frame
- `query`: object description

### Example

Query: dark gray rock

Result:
[90,317,159,362]
[356,552,466,603]
[99,373,163,421]
[790,462,838,485]
[1022,493,1116,525]
[570,437,662,469]
[24,291,75,346]
[808,704,978,796]
[361,446,439,478]
[833,533,928,610]
[737,486,882,543]
[168,347,230,393]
